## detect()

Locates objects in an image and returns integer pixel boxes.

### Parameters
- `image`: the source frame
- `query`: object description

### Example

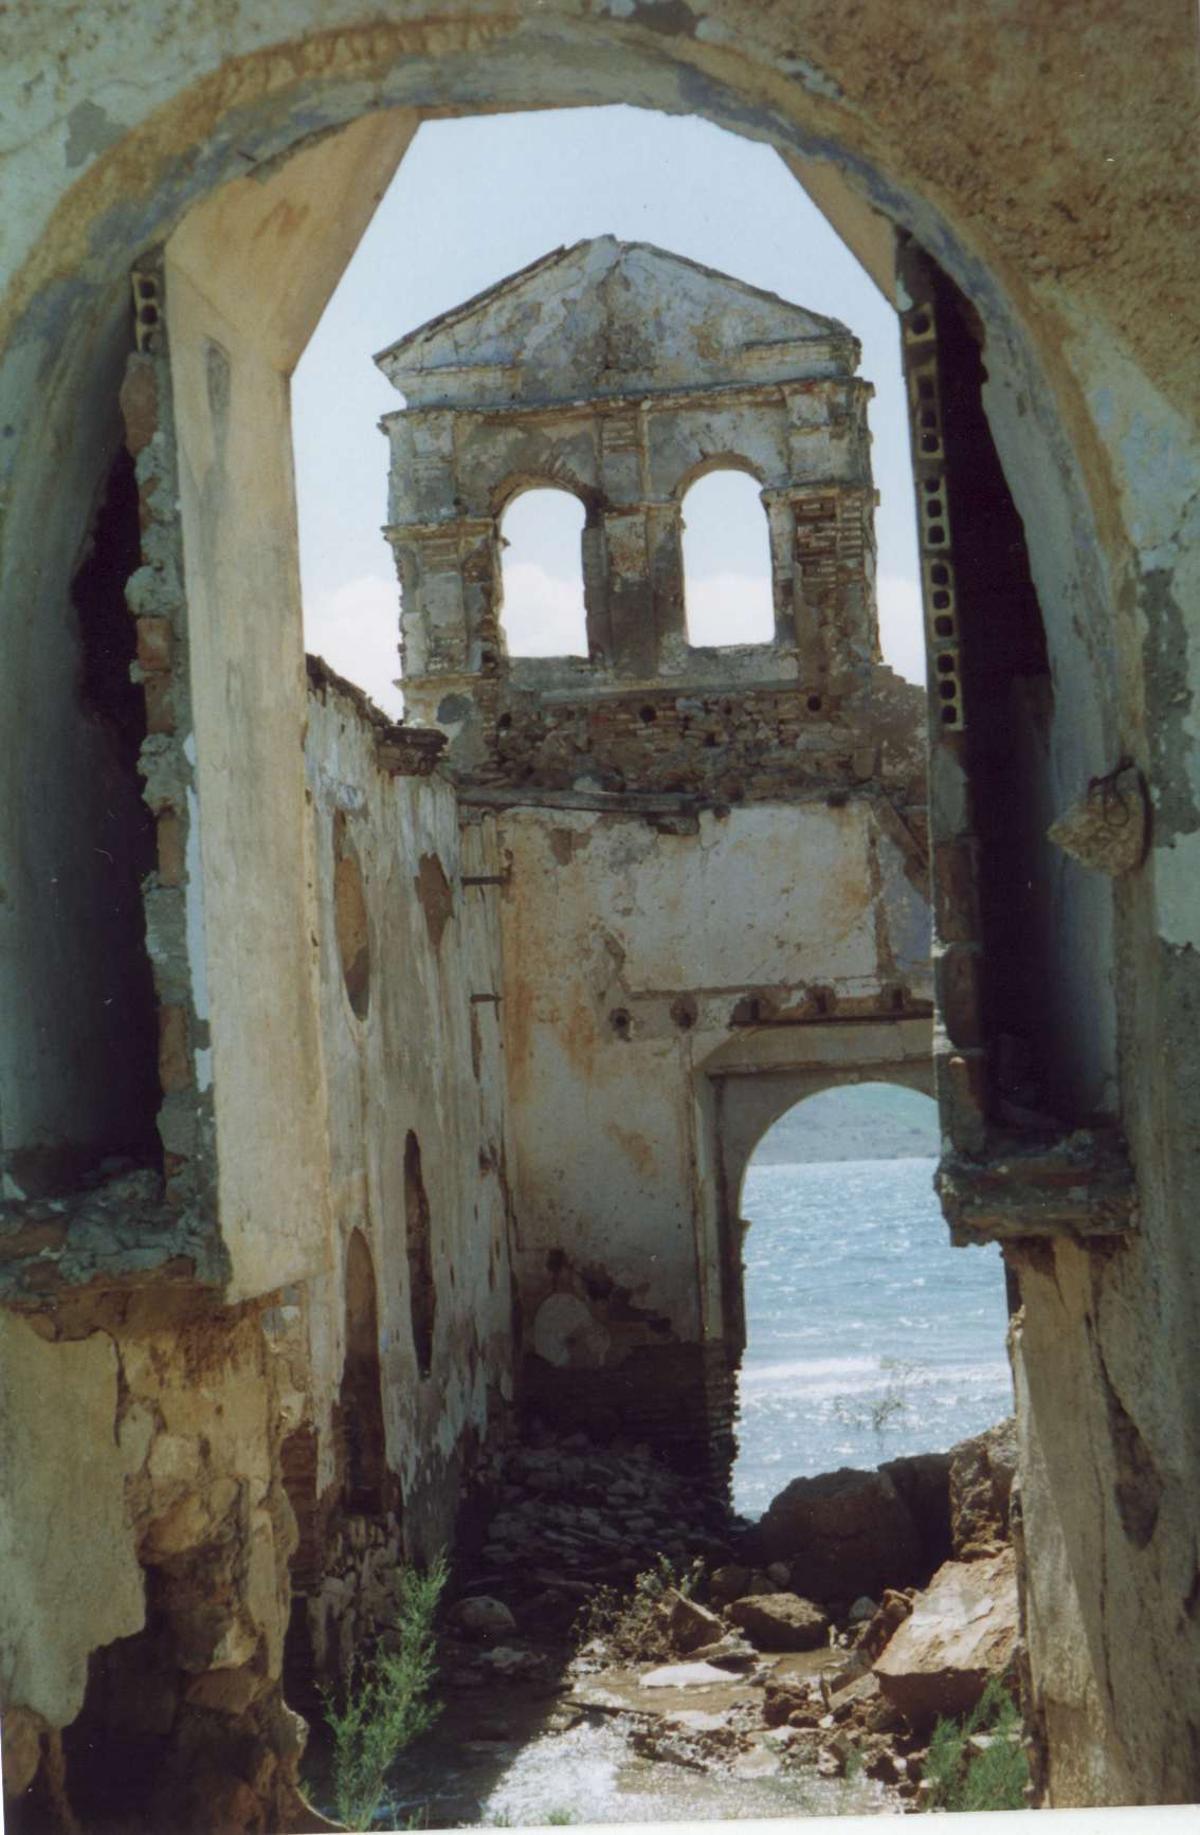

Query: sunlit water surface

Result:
[734,1157,1011,1519]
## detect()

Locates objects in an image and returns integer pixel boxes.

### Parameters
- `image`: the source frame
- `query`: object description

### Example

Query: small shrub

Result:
[923,1712,966,1808]
[573,1552,706,1662]
[924,1676,1029,1813]
[323,1553,448,1831]
[546,1810,577,1825]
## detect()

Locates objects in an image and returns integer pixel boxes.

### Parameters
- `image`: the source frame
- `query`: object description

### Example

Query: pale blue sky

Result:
[293,105,922,716]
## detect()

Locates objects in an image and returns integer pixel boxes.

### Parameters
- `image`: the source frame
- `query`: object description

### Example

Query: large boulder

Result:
[659,1587,725,1654]
[949,1418,1017,1557]
[708,1563,751,1604]
[752,1467,921,1604]
[880,1451,953,1579]
[873,1547,1018,1727]
[727,1592,830,1652]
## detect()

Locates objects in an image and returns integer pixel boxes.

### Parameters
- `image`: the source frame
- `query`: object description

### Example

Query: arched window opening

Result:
[681,469,774,647]
[332,809,370,1021]
[340,1230,387,1515]
[732,1083,1010,1523]
[498,488,588,658]
[405,1130,437,1379]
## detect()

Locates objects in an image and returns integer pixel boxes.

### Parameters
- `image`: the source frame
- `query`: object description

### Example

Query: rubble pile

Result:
[430,1419,1025,1812]
[469,1430,733,1590]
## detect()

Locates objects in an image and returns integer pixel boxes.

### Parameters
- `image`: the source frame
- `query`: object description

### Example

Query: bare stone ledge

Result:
[936,1127,1138,1244]
[0,1168,226,1310]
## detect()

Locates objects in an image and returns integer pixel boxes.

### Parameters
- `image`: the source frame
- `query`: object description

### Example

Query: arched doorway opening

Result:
[732,1083,1010,1520]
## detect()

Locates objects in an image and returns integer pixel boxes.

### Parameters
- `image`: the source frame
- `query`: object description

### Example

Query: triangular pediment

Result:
[376,237,855,408]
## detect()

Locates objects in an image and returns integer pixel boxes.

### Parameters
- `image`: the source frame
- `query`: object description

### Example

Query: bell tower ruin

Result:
[375,239,932,1474]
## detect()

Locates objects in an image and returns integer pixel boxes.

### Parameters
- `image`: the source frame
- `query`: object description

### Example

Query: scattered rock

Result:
[880,1451,953,1579]
[708,1564,750,1604]
[752,1467,921,1604]
[856,1588,914,1661]
[949,1418,1017,1557]
[817,1730,857,1778]
[848,1595,878,1624]
[874,1548,1019,1727]
[728,1592,829,1652]
[660,1587,724,1655]
[449,1595,518,1641]
[762,1678,812,1727]
[828,1672,880,1723]
[824,1646,871,1694]
[690,1633,757,1671]
[765,1561,791,1587]
[865,1743,900,1783]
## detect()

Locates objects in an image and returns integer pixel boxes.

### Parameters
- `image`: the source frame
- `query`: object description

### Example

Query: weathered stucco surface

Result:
[303,667,517,1553]
[0,1,1196,1822]
[497,799,932,1465]
[0,1319,145,1727]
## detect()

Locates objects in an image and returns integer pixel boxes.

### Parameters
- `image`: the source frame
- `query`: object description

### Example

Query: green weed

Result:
[924,1676,1029,1813]
[322,1553,448,1831]
[573,1551,706,1662]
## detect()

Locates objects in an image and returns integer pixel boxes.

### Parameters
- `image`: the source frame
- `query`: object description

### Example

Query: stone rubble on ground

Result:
[433,1421,1023,1809]
[727,1592,830,1651]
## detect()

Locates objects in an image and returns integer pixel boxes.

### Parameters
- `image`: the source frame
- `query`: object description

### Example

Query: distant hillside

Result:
[753,1082,938,1164]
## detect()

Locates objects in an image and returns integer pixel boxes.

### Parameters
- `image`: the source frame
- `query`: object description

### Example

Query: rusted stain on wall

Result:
[414,850,454,952]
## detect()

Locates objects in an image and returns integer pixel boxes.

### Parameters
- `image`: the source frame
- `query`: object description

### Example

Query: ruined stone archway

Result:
[2,18,1125,1269]
[2,8,1196,1820]
[700,1017,935,1381]
[729,1078,1011,1521]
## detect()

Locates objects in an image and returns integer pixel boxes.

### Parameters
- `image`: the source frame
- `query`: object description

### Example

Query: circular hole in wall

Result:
[333,810,371,1020]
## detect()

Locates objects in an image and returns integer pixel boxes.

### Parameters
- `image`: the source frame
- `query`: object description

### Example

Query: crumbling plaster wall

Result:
[495,795,931,1466]
[0,1296,315,1832]
[303,669,517,1568]
[0,0,1196,1815]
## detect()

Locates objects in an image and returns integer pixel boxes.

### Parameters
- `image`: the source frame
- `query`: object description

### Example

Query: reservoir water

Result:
[733,1156,1012,1518]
